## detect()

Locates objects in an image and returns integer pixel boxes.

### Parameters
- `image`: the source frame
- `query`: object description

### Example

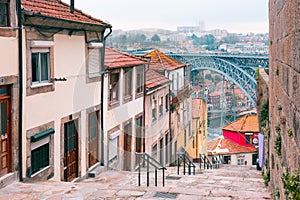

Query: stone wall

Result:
[268,0,300,199]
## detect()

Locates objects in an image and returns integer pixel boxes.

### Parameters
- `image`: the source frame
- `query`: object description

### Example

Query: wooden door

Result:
[63,120,78,182]
[123,122,132,171]
[0,89,11,177]
[88,111,99,168]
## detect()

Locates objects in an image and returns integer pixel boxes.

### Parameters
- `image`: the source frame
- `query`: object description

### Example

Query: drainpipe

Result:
[100,27,112,166]
[17,0,23,182]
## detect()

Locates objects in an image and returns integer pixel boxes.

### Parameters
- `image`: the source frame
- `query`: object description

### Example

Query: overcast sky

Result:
[65,0,269,34]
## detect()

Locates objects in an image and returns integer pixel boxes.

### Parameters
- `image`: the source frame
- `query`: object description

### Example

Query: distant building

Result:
[207,136,258,166]
[144,69,171,166]
[222,114,259,147]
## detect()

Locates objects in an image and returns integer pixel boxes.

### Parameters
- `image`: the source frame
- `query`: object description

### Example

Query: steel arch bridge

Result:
[167,54,269,105]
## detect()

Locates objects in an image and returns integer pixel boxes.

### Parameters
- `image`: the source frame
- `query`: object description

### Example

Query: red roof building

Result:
[105,47,147,69]
[222,114,259,147]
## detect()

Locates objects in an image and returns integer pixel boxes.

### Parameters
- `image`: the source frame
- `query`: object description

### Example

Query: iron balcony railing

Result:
[177,147,196,175]
[136,152,167,187]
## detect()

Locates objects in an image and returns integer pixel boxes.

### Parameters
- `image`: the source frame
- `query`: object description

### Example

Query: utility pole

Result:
[220,75,225,135]
[231,83,236,121]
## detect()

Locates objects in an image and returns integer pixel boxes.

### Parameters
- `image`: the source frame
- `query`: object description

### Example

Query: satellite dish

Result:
[252,138,258,144]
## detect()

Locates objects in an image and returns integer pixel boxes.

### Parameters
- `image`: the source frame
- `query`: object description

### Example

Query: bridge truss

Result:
[167,54,269,105]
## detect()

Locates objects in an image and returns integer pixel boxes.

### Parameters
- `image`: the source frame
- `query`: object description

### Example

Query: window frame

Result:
[135,66,144,97]
[123,68,133,102]
[31,49,51,85]
[109,72,120,105]
[0,0,9,27]
[87,47,103,78]
[152,99,157,122]
[165,94,169,112]
[159,96,163,117]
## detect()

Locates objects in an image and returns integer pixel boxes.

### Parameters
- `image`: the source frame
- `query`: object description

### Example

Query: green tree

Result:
[151,34,161,42]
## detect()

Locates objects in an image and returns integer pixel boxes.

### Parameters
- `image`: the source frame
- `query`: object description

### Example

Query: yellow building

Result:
[186,98,208,159]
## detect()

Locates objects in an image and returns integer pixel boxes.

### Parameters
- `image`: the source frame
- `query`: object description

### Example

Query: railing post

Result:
[162,168,165,187]
[199,154,202,170]
[177,154,180,175]
[155,168,157,187]
[138,155,141,186]
[183,155,186,175]
[147,155,149,187]
[188,162,191,175]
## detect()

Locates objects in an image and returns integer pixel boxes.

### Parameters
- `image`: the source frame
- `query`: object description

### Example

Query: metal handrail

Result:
[177,147,196,175]
[136,152,166,187]
[199,153,213,169]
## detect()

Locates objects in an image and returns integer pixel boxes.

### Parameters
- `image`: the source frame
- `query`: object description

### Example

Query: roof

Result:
[192,98,204,118]
[222,114,259,133]
[144,49,186,71]
[207,136,257,155]
[22,0,111,27]
[105,47,147,69]
[146,69,170,91]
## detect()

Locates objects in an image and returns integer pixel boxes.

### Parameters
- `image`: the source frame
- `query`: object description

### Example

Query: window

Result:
[171,74,174,90]
[152,100,157,122]
[152,144,157,159]
[109,73,119,103]
[238,158,244,165]
[88,47,102,77]
[31,50,50,84]
[136,66,144,95]
[246,135,251,144]
[159,97,163,116]
[0,1,9,27]
[31,143,49,174]
[165,94,169,112]
[124,68,132,100]
[135,116,143,153]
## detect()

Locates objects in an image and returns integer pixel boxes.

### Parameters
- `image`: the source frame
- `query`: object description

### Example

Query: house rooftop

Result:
[207,136,257,155]
[222,114,259,133]
[144,49,186,71]
[146,69,170,92]
[22,0,111,27]
[105,47,147,69]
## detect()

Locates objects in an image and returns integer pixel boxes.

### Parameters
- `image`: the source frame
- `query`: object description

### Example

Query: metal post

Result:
[199,154,202,170]
[155,168,157,187]
[138,156,141,186]
[188,163,191,175]
[183,155,186,175]
[147,155,149,187]
[162,168,165,187]
[177,154,180,175]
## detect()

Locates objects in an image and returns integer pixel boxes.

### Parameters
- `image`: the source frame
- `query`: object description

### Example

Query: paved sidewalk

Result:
[0,165,272,199]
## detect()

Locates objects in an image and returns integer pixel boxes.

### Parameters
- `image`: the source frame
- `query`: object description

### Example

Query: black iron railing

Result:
[177,147,196,175]
[136,152,167,187]
[199,153,213,169]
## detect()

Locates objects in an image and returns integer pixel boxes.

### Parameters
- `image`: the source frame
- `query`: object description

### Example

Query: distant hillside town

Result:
[106,26,269,55]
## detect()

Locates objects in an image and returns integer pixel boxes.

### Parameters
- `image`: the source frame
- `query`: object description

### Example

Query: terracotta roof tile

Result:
[144,49,186,71]
[146,69,170,90]
[22,0,111,26]
[222,114,259,133]
[105,47,147,69]
[208,137,257,155]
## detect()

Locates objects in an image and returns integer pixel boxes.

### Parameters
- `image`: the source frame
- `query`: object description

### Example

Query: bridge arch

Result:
[167,54,267,105]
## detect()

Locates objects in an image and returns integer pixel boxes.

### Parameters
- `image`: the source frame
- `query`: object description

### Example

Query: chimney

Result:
[70,0,74,14]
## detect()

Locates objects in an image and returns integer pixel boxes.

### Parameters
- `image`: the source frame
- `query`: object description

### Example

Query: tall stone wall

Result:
[269,0,300,199]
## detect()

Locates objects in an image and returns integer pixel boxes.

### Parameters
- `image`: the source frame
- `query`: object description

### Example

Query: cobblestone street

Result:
[0,165,271,200]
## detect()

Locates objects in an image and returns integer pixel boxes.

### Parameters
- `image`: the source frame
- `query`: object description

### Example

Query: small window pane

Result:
[0,102,6,134]
[0,3,8,27]
[31,53,39,82]
[31,143,50,174]
[40,53,49,81]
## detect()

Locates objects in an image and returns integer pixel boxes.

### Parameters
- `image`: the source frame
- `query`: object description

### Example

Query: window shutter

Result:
[88,48,100,76]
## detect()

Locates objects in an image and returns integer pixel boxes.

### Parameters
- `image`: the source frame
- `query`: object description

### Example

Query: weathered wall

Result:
[268,0,300,199]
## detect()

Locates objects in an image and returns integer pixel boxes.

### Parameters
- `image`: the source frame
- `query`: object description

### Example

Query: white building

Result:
[103,47,147,171]
[21,0,111,182]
